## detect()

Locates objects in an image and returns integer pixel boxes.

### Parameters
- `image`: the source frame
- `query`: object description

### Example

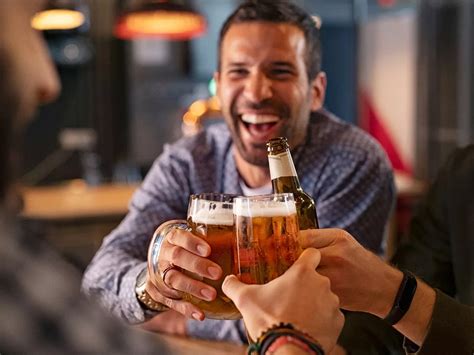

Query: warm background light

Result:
[31,9,85,31]
[115,11,206,40]
[126,12,203,34]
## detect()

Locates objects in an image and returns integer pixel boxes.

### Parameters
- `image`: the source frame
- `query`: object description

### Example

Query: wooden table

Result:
[20,180,139,221]
[19,181,140,269]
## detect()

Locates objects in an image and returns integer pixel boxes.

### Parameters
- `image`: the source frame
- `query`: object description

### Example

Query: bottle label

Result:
[268,152,297,180]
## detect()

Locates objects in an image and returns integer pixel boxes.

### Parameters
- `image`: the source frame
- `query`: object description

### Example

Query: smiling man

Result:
[82,0,394,347]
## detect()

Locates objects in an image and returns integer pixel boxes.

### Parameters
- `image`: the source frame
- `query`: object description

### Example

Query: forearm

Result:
[82,243,147,324]
[273,344,309,355]
[369,267,435,346]
[392,281,435,346]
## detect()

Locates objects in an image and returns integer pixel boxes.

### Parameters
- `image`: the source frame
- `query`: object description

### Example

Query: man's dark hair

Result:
[217,0,321,80]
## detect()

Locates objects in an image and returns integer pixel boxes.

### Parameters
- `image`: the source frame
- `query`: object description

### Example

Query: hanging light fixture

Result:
[115,0,207,40]
[31,0,86,31]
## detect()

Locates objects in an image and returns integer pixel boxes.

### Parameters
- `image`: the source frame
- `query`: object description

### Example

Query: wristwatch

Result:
[135,267,169,313]
[384,270,417,325]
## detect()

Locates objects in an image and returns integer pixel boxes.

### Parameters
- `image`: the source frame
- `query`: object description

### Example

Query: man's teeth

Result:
[241,114,279,124]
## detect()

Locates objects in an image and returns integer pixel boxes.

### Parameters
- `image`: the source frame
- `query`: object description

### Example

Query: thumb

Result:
[221,274,246,300]
[299,228,343,249]
[292,247,321,270]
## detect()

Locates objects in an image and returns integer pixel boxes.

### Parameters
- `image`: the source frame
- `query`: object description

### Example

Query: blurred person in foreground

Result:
[0,0,167,352]
[298,145,474,354]
[0,1,344,354]
[82,0,394,349]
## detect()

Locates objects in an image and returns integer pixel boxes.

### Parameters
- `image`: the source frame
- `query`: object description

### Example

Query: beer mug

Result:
[150,193,240,320]
[234,193,302,284]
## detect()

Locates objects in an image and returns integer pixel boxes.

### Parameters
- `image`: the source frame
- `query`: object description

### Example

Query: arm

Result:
[81,146,192,324]
[417,290,474,354]
[312,142,397,352]
[302,228,474,354]
[82,139,247,343]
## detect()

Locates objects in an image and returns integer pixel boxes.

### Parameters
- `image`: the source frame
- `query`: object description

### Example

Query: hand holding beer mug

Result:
[147,193,240,320]
[234,193,302,284]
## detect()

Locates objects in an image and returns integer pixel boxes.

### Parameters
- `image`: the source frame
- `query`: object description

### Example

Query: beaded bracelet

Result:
[247,323,325,355]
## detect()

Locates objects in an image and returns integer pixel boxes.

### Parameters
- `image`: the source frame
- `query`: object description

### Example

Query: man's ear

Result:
[310,71,327,111]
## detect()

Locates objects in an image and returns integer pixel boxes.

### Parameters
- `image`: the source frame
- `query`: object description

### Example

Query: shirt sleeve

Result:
[417,289,474,355]
[316,144,395,254]
[81,145,191,324]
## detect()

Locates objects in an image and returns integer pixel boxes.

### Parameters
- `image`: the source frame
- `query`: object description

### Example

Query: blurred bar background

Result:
[18,0,474,269]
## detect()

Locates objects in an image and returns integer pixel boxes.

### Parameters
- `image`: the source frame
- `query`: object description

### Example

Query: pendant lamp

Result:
[31,0,86,31]
[115,0,207,40]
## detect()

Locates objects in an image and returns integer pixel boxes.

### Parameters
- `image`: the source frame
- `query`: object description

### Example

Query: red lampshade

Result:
[115,0,207,40]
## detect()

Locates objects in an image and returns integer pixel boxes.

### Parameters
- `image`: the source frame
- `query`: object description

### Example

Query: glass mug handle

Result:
[148,219,189,289]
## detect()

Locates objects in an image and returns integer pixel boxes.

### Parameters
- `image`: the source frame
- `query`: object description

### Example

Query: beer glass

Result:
[234,193,302,285]
[150,193,240,320]
[184,193,240,319]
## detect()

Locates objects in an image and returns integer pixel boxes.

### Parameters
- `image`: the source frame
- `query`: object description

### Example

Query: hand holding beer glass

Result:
[148,193,240,320]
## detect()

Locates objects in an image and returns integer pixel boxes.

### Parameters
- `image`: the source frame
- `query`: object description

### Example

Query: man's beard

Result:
[234,136,269,167]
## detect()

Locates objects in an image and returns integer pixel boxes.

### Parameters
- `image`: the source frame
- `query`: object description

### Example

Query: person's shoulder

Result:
[307,110,389,163]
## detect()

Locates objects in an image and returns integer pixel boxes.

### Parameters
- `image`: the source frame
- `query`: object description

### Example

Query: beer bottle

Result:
[266,137,319,230]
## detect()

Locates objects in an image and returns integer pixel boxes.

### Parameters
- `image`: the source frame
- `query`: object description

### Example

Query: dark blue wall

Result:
[320,24,357,124]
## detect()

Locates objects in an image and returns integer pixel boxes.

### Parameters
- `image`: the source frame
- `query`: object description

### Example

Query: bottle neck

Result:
[268,150,303,192]
[272,176,303,193]
[268,150,298,180]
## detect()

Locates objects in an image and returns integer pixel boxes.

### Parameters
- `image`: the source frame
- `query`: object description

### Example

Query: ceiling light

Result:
[31,1,86,31]
[115,0,207,40]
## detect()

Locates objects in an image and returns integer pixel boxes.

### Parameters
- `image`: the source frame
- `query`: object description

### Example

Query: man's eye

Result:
[271,69,293,77]
[228,69,248,76]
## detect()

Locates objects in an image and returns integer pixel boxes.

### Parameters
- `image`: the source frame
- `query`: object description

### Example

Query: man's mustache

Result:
[232,99,290,118]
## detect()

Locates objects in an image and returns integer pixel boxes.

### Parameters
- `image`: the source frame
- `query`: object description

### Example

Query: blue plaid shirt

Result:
[82,110,394,342]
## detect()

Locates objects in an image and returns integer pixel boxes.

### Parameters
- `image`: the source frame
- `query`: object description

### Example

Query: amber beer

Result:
[184,194,240,320]
[267,137,319,230]
[234,194,302,284]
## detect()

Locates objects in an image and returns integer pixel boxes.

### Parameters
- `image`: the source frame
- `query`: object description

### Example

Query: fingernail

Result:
[200,288,214,301]
[197,245,209,256]
[207,266,221,279]
[192,312,203,321]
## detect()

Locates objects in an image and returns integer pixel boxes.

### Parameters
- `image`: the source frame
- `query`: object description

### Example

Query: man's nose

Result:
[243,72,272,103]
[37,56,61,104]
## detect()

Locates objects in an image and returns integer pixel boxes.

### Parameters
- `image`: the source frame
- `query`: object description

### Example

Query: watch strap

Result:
[384,270,417,325]
[135,267,169,313]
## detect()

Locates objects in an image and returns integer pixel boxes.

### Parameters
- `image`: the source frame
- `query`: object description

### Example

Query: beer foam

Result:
[233,199,296,217]
[191,201,234,226]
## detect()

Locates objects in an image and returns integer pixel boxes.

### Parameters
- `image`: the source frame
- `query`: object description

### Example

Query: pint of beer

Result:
[234,193,302,284]
[184,193,240,320]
